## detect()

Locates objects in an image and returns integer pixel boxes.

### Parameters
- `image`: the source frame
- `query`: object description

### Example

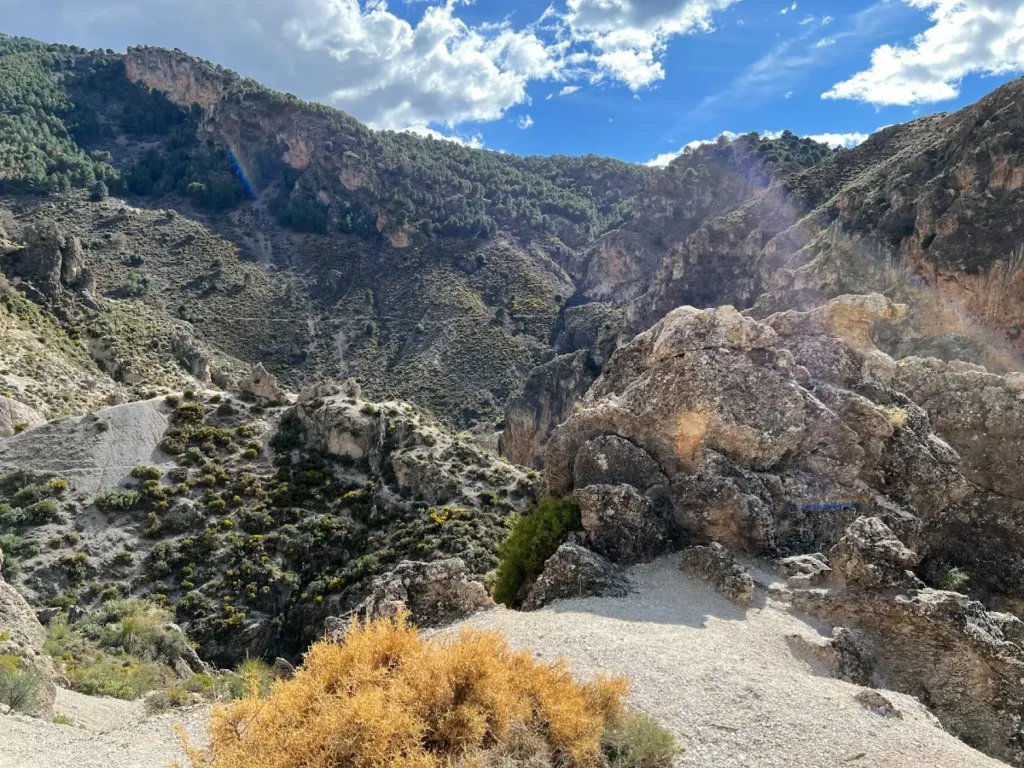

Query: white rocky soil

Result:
[0,558,1001,768]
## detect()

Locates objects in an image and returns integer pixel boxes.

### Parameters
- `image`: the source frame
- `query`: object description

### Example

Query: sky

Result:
[1,0,1023,165]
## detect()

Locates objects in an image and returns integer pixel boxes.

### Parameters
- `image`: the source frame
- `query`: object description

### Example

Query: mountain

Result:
[3,30,1024,768]
[0,34,845,432]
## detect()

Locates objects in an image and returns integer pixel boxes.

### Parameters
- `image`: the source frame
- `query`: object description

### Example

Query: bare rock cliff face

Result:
[125,46,230,111]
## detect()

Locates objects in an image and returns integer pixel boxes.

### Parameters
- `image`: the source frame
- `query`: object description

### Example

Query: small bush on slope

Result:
[0,655,46,714]
[492,496,581,607]
[182,612,629,768]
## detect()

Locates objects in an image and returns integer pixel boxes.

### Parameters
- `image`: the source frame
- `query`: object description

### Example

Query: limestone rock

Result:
[522,543,629,611]
[777,553,832,587]
[572,435,667,491]
[829,517,923,591]
[0,397,45,439]
[239,363,286,401]
[679,543,755,605]
[794,586,1024,767]
[0,548,56,718]
[171,329,213,384]
[574,483,671,565]
[349,558,494,628]
[271,657,296,680]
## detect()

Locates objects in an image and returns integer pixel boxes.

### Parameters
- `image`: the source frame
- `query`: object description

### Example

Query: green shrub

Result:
[491,496,581,607]
[94,489,141,514]
[0,655,47,714]
[937,566,970,593]
[24,499,60,524]
[602,710,681,768]
[130,466,163,481]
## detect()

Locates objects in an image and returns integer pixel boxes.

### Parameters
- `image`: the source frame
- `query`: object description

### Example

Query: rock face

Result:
[544,297,975,561]
[0,397,45,439]
[0,548,56,717]
[238,363,287,402]
[793,519,1024,767]
[522,543,629,611]
[828,517,923,591]
[3,220,92,299]
[679,543,755,605]
[348,558,494,628]
[574,484,671,565]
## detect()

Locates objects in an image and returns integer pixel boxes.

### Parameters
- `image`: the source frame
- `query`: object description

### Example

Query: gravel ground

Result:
[1,689,208,768]
[461,558,1003,768]
[0,557,1002,768]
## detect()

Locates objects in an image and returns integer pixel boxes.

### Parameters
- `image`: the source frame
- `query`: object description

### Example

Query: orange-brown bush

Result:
[181,612,629,768]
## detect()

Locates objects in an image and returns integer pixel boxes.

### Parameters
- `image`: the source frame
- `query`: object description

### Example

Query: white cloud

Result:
[559,84,581,96]
[806,131,870,148]
[779,2,797,15]
[285,0,566,130]
[821,14,833,25]
[785,90,794,98]
[564,0,741,90]
[517,113,535,129]
[798,14,815,25]
[823,0,1024,105]
[402,124,485,147]
[646,127,875,166]
[815,37,836,48]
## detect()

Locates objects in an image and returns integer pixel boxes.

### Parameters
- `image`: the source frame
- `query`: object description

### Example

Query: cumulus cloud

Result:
[806,131,870,148]
[798,14,815,25]
[559,84,581,96]
[646,127,873,166]
[403,124,485,147]
[517,113,535,129]
[564,0,740,90]
[779,2,797,15]
[823,0,1024,105]
[815,37,835,48]
[286,0,567,129]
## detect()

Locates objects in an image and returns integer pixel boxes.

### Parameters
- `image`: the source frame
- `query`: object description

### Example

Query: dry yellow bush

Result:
[181,612,629,768]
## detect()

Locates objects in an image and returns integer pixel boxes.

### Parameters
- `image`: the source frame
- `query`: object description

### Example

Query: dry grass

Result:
[180,612,628,768]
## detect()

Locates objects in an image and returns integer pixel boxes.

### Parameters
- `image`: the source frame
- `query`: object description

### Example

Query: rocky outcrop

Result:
[0,548,56,717]
[522,543,629,610]
[679,543,754,605]
[125,46,231,111]
[238,363,287,402]
[574,484,671,565]
[170,329,212,385]
[828,517,923,591]
[295,386,535,511]
[343,558,493,628]
[544,299,970,557]
[2,220,91,299]
[792,519,1024,767]
[0,397,45,439]
[500,352,599,469]
[890,356,1024,500]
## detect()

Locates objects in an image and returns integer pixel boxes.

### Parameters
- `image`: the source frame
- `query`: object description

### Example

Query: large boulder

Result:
[522,543,629,610]
[828,517,923,591]
[238,363,287,402]
[340,559,494,629]
[0,548,56,718]
[544,299,970,561]
[572,435,667,491]
[679,543,755,605]
[574,483,671,565]
[0,397,45,439]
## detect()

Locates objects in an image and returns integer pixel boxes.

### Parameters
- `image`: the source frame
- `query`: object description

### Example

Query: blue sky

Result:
[2,0,1023,164]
